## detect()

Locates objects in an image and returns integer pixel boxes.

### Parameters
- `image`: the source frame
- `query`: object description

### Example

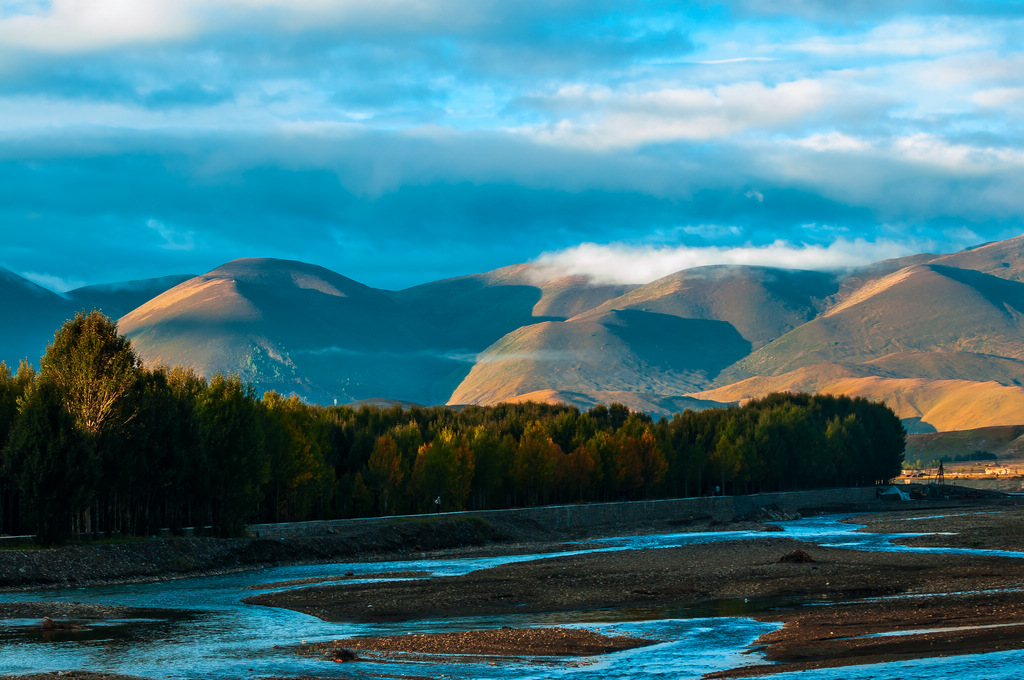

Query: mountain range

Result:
[4,234,1024,433]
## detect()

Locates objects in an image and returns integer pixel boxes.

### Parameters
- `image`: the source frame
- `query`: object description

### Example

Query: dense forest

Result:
[0,312,905,544]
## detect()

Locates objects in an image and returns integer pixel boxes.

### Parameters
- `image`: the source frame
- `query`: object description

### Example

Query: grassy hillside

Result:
[723,264,1024,381]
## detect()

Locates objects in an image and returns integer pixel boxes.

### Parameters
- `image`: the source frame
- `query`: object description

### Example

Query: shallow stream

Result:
[1,513,1022,679]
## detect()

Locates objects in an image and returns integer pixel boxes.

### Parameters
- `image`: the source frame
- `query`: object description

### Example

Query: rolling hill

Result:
[118,258,458,404]
[447,310,750,413]
[690,368,1024,433]
[7,234,1024,432]
[388,263,634,352]
[570,265,838,349]
[724,264,1024,381]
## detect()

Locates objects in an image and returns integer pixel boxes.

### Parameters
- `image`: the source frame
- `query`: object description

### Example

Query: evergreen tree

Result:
[195,374,267,536]
[2,382,94,544]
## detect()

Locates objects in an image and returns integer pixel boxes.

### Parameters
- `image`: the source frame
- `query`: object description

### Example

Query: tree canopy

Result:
[0,314,906,542]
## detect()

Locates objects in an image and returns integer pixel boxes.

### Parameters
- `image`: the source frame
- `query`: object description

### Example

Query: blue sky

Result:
[1,0,1022,291]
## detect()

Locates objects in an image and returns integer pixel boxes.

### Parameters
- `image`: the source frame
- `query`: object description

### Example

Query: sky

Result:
[1,0,1023,292]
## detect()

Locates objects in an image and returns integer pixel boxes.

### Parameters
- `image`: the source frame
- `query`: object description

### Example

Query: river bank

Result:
[242,500,1024,676]
[0,515,523,591]
[6,497,1024,679]
[0,498,817,591]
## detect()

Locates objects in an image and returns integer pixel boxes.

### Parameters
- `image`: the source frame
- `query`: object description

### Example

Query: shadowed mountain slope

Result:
[929,234,1024,282]
[389,263,633,352]
[0,267,75,367]
[448,308,751,411]
[573,265,838,349]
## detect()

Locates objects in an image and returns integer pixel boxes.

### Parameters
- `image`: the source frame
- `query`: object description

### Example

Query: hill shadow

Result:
[603,309,752,376]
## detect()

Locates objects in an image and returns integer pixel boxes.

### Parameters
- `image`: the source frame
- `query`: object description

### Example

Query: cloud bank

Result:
[0,1,1021,290]
[533,239,920,285]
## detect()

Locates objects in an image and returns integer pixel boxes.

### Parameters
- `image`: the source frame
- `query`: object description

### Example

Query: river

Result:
[2,513,1022,679]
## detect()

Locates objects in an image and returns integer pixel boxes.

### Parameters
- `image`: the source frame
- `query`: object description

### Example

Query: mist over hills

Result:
[5,234,1024,433]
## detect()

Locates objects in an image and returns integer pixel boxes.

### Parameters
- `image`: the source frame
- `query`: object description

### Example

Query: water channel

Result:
[2,513,1022,679]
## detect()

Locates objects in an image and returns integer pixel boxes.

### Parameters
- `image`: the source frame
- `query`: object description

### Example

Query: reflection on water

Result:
[1,615,193,646]
[0,512,1020,679]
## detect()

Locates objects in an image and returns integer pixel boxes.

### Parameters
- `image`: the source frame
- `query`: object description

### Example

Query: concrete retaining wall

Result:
[248,486,879,538]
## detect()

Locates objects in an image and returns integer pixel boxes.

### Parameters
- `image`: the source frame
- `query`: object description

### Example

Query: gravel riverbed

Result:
[6,498,1024,679]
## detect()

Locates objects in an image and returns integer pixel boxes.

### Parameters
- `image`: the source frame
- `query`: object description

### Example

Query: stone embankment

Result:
[0,516,507,590]
[249,486,879,538]
[0,487,878,590]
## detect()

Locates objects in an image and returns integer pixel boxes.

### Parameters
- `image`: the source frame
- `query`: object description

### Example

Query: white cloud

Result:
[0,0,502,54]
[893,133,1024,174]
[789,19,990,58]
[792,132,872,153]
[519,79,830,150]
[972,87,1024,108]
[0,0,195,52]
[477,349,591,363]
[533,238,918,285]
[786,131,1024,175]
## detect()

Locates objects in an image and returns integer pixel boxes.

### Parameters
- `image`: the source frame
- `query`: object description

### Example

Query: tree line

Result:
[0,312,905,544]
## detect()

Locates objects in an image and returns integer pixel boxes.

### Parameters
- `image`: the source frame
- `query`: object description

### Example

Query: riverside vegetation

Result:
[0,311,904,544]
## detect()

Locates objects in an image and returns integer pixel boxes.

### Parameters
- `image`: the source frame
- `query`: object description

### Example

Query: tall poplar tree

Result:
[40,311,141,437]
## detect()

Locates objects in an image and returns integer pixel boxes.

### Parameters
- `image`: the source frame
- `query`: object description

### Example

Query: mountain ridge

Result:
[5,235,1024,432]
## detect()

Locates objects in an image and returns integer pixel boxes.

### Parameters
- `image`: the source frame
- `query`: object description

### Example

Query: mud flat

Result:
[245,535,1024,622]
[855,502,1024,550]
[709,591,1024,677]
[245,502,1024,675]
